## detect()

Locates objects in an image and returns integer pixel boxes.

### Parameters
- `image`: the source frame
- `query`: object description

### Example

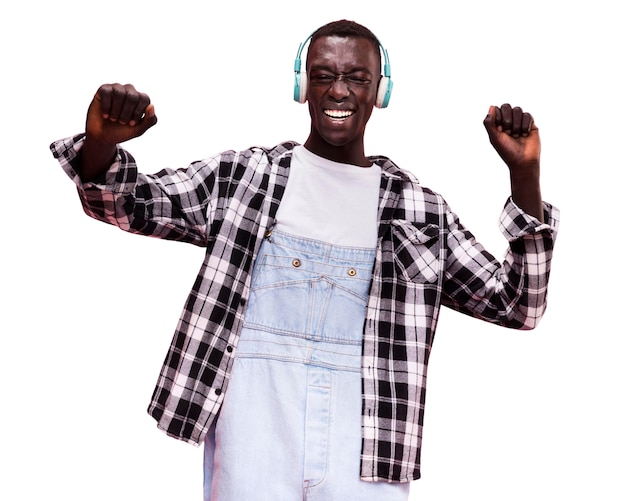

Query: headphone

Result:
[293,32,393,108]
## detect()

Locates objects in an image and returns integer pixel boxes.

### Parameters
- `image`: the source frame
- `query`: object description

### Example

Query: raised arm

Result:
[483,103,544,222]
[80,83,158,181]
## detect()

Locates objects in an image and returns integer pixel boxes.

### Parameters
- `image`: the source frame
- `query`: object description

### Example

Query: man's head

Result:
[294,20,391,108]
[301,20,388,166]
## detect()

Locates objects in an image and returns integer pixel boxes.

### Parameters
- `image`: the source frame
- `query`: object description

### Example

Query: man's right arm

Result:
[80,83,157,181]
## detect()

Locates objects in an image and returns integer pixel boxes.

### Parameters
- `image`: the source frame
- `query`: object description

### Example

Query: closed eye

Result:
[309,73,372,86]
[346,76,371,86]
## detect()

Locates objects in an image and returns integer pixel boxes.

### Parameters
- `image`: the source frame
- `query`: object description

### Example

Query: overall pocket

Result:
[246,253,371,339]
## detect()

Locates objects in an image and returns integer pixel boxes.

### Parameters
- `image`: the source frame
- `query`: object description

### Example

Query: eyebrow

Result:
[308,64,374,75]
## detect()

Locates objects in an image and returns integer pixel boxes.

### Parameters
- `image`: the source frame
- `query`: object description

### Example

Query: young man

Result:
[51,20,558,501]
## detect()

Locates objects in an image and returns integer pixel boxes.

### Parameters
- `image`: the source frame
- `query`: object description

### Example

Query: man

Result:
[51,20,558,501]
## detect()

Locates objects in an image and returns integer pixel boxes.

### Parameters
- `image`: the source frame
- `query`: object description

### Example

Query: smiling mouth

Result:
[324,109,354,119]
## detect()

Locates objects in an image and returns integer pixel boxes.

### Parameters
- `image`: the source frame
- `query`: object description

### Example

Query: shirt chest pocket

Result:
[391,220,441,284]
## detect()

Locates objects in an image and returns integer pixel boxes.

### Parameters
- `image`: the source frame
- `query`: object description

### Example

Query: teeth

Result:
[324,109,353,119]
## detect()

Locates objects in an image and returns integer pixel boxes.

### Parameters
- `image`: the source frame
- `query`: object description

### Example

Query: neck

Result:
[303,134,370,167]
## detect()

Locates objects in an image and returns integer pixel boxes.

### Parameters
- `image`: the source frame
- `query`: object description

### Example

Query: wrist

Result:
[80,134,117,181]
[509,161,540,186]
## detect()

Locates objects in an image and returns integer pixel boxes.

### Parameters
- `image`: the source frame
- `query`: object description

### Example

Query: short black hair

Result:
[306,20,381,71]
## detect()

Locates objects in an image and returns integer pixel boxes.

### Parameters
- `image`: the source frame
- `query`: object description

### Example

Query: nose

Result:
[327,78,350,100]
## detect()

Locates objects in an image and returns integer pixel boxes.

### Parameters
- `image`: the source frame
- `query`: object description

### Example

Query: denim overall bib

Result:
[203,230,410,500]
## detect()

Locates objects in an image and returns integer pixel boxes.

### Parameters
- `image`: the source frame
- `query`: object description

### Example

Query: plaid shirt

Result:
[51,134,559,482]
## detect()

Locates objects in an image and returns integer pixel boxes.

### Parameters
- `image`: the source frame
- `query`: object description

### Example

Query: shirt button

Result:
[226,345,233,353]
[348,268,357,276]
[292,259,301,268]
[215,388,222,396]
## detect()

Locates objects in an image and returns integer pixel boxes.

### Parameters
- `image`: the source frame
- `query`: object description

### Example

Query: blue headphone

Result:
[293,32,393,108]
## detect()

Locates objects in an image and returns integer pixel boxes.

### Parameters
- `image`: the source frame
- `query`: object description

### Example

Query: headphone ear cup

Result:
[294,71,308,104]
[375,76,393,108]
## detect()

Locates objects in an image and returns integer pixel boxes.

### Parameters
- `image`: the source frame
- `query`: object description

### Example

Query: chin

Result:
[318,127,363,148]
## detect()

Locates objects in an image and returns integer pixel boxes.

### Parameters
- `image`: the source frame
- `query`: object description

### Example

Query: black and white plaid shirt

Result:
[51,134,559,482]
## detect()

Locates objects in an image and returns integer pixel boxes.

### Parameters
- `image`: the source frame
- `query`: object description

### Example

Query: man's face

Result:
[305,36,380,158]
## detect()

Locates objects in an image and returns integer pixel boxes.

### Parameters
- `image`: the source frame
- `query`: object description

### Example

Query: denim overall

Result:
[203,230,410,500]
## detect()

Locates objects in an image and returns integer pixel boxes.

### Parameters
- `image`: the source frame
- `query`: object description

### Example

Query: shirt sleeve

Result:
[50,134,218,247]
[442,196,560,329]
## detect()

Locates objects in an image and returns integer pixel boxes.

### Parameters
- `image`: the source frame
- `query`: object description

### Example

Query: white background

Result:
[1,0,624,499]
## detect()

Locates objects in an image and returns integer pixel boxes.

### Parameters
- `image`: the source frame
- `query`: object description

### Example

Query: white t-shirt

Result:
[275,146,381,248]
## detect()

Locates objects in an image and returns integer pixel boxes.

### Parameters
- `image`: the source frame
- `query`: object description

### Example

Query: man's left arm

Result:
[440,104,559,328]
[483,103,544,222]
